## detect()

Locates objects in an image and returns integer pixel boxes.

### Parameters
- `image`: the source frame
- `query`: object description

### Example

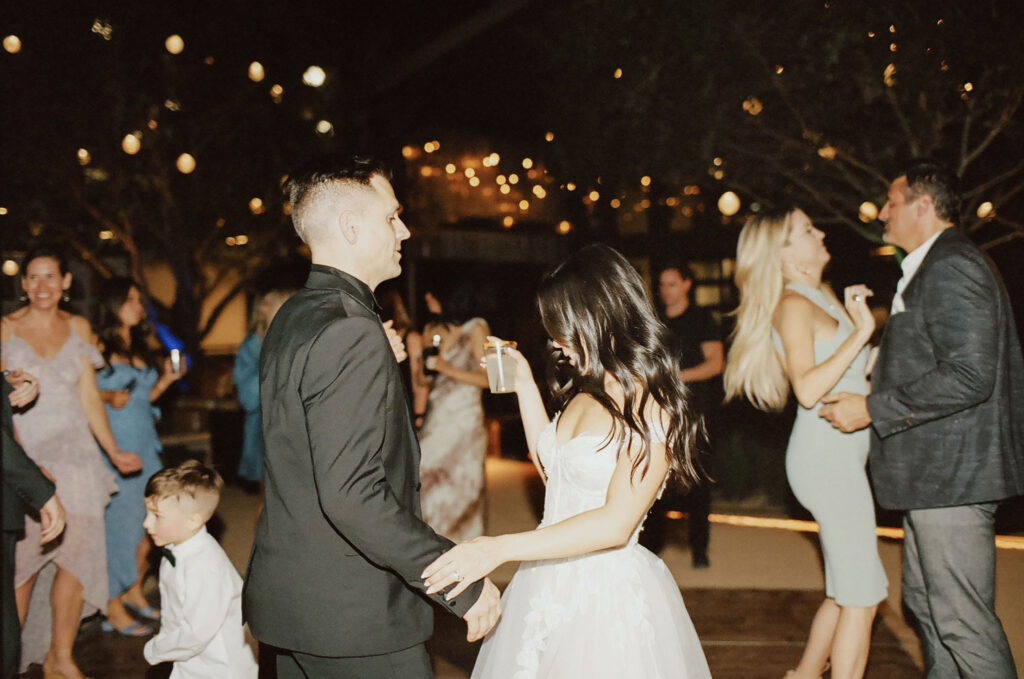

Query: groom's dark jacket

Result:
[243,265,482,657]
[867,227,1024,510]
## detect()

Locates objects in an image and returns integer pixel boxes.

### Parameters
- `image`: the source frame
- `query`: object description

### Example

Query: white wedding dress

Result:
[472,416,712,679]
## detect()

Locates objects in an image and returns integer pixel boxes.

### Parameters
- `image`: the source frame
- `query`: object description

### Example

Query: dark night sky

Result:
[3,1,1021,329]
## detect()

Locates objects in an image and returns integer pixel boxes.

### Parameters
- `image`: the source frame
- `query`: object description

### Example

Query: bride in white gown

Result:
[422,244,713,679]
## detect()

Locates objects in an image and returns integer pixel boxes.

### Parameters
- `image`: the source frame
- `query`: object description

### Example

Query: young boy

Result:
[142,460,257,678]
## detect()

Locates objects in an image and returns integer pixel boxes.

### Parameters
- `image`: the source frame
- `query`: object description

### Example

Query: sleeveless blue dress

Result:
[97,362,164,597]
[773,282,887,607]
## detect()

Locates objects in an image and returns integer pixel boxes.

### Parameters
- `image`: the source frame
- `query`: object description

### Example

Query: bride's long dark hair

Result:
[538,244,703,489]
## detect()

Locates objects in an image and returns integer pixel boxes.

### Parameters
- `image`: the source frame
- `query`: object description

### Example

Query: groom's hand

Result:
[463,577,501,642]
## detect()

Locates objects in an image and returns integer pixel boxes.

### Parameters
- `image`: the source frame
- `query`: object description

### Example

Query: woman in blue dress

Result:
[724,208,887,679]
[95,277,185,635]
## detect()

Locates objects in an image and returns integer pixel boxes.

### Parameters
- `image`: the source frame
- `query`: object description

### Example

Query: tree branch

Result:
[959,88,1024,174]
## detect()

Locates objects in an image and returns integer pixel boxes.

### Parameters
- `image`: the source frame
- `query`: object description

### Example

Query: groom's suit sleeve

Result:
[299,315,483,617]
[3,380,56,529]
[867,244,1000,439]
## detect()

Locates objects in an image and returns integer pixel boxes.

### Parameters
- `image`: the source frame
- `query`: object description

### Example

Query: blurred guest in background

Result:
[640,261,721,568]
[725,208,885,679]
[233,289,294,493]
[418,284,491,542]
[821,163,1024,677]
[95,277,186,635]
[380,288,427,424]
[1,245,141,678]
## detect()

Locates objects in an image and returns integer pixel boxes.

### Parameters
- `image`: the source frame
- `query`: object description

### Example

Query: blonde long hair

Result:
[723,208,797,412]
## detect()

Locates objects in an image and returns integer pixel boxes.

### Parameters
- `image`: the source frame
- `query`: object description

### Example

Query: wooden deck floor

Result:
[18,587,916,679]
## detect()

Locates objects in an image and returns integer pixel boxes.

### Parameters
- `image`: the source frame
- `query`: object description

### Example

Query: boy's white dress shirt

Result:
[143,526,258,678]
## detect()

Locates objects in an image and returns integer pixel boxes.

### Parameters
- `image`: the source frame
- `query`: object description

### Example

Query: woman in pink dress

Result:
[1,245,141,679]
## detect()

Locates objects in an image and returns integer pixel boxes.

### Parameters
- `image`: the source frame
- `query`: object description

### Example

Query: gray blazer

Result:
[867,227,1024,510]
[243,265,482,657]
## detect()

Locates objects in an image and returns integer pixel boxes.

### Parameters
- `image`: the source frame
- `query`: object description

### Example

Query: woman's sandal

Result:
[123,600,161,620]
[100,619,153,637]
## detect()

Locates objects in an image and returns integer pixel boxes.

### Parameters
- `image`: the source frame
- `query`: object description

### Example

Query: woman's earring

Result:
[62,292,71,303]
[18,293,28,302]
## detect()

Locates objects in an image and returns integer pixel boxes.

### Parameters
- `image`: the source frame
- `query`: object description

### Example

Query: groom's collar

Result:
[306,264,382,316]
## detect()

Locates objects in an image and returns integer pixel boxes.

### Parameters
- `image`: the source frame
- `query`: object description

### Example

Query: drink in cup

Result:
[484,339,517,394]
[423,333,442,376]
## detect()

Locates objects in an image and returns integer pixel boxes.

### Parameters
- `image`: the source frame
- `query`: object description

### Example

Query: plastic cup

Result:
[484,340,517,393]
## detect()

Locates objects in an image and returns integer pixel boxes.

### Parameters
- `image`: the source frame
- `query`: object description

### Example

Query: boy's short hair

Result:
[145,459,224,522]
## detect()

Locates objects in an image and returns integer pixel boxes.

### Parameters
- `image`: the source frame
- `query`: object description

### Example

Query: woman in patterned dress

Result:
[1,246,141,678]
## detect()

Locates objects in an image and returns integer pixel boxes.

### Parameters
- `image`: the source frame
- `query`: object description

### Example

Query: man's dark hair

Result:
[283,154,392,245]
[659,259,695,283]
[897,160,961,223]
[284,154,391,208]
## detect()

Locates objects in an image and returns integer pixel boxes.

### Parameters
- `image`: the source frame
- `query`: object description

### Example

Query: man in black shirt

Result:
[639,262,722,568]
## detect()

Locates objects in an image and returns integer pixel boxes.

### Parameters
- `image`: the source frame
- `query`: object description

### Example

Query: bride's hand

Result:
[422,536,503,600]
[483,336,533,389]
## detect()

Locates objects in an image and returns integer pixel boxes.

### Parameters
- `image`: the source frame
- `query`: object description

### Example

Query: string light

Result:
[121,132,142,155]
[977,202,994,218]
[248,61,265,82]
[302,66,326,87]
[718,191,741,216]
[3,35,21,53]
[858,201,878,222]
[176,153,196,174]
[165,35,184,55]
[77,148,91,166]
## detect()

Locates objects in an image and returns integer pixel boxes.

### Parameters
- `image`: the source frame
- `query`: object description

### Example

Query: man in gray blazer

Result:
[243,155,500,678]
[821,161,1024,677]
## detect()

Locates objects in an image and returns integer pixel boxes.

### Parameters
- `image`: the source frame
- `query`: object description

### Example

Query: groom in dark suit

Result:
[243,155,501,678]
[821,161,1024,677]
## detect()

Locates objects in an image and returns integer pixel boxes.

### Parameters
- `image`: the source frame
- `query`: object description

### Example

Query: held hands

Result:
[843,285,875,338]
[110,449,143,475]
[102,389,131,409]
[38,494,66,544]
[382,320,408,363]
[462,577,502,642]
[819,392,872,432]
[5,369,40,408]
[422,536,503,600]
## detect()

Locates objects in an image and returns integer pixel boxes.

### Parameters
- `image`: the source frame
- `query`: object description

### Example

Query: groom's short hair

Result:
[285,154,392,245]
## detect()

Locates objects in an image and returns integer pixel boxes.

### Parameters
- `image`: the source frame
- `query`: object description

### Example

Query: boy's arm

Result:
[143,564,235,664]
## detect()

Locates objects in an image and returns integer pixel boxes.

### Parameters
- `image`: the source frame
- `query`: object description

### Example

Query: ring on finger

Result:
[453,570,464,582]
[853,294,863,302]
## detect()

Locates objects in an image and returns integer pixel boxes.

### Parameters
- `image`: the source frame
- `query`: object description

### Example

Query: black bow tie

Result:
[161,547,176,567]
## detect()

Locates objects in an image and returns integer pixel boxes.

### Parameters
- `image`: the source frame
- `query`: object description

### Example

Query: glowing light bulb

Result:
[121,133,141,155]
[3,35,21,53]
[858,201,878,222]
[176,153,196,174]
[302,66,326,87]
[248,61,265,82]
[717,191,740,216]
[165,35,184,55]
